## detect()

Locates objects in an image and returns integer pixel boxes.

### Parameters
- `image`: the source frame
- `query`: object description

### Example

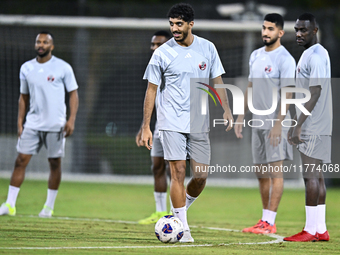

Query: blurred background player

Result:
[136,30,172,224]
[141,3,233,242]
[234,13,295,234]
[0,31,79,217]
[284,13,332,242]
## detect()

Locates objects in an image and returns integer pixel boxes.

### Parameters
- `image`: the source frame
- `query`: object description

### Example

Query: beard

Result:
[263,36,279,46]
[36,49,50,58]
[174,30,189,42]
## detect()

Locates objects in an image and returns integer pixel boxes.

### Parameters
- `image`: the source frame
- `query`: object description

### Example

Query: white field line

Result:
[1,215,284,250]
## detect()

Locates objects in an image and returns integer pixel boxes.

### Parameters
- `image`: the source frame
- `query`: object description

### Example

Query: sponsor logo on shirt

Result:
[47,75,55,82]
[264,65,272,73]
[199,61,206,71]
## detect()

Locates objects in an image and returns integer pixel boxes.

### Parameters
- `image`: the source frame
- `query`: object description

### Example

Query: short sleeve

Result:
[209,43,225,79]
[63,64,78,92]
[143,50,163,86]
[279,55,296,88]
[19,65,29,94]
[248,51,256,82]
[309,54,327,88]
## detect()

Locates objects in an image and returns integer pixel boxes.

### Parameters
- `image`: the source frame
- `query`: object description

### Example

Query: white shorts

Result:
[16,128,66,158]
[159,130,210,165]
[252,128,293,164]
[297,135,331,163]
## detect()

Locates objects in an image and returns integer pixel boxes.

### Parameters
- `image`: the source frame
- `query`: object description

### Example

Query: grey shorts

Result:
[159,130,210,165]
[297,135,331,163]
[252,128,293,164]
[16,128,66,158]
[150,132,164,158]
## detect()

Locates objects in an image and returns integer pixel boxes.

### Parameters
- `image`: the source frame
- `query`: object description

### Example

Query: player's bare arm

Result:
[234,81,252,139]
[17,93,29,138]
[213,76,234,132]
[291,85,321,145]
[64,89,79,137]
[268,89,293,147]
[142,82,157,150]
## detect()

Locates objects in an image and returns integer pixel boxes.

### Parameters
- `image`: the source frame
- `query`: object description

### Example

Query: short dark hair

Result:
[298,13,317,26]
[264,13,284,29]
[153,30,171,40]
[38,30,54,41]
[167,3,194,23]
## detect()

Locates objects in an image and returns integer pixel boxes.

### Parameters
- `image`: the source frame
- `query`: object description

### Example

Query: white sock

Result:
[186,193,197,210]
[6,185,20,208]
[154,192,167,212]
[304,206,317,235]
[173,206,189,231]
[45,189,58,210]
[266,210,277,226]
[316,204,327,234]
[261,209,269,222]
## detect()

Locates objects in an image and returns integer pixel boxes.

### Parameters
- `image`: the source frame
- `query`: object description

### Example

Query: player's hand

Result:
[223,109,234,132]
[64,119,75,137]
[17,125,23,138]
[290,125,304,145]
[234,116,244,138]
[141,126,153,150]
[268,122,282,147]
[135,129,143,147]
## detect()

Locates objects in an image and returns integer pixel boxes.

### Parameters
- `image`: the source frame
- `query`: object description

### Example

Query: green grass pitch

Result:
[0,178,339,254]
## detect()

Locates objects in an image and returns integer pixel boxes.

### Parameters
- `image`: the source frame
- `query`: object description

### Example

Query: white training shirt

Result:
[296,43,332,135]
[20,56,78,132]
[249,45,296,130]
[143,35,225,133]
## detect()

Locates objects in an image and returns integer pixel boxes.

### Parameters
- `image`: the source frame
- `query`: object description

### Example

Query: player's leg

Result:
[139,133,168,224]
[186,159,208,209]
[316,172,329,240]
[0,153,32,216]
[253,161,283,234]
[0,128,40,216]
[185,132,209,210]
[139,156,167,224]
[39,131,64,218]
[284,152,320,242]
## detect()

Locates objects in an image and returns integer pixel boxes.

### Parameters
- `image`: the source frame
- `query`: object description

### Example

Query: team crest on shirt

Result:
[47,75,55,82]
[199,61,206,71]
[264,65,272,73]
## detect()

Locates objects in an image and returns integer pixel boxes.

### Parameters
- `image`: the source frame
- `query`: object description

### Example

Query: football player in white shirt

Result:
[234,13,295,234]
[136,31,172,224]
[0,31,79,218]
[141,3,233,242]
[284,13,331,242]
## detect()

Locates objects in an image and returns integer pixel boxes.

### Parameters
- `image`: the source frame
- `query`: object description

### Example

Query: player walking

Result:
[141,3,233,242]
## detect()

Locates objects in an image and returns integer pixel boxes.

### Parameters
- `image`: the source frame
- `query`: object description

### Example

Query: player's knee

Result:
[170,165,186,182]
[14,154,30,169]
[151,162,165,177]
[48,158,61,171]
[193,177,207,187]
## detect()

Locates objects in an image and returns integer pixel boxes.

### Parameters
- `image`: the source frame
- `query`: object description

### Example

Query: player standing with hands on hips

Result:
[141,3,233,242]
[284,13,332,242]
[0,31,79,217]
